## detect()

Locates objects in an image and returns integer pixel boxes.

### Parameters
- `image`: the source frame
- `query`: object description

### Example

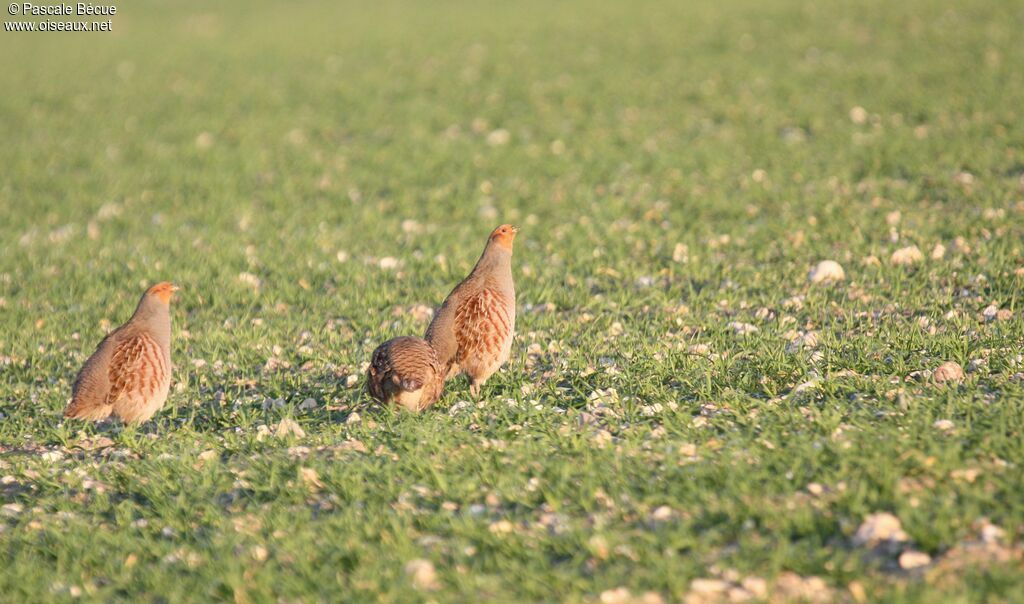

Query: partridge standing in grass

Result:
[366,336,445,412]
[64,282,179,424]
[425,224,517,397]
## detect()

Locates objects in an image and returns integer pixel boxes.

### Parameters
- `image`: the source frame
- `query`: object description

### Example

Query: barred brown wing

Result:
[454,288,513,363]
[106,332,168,404]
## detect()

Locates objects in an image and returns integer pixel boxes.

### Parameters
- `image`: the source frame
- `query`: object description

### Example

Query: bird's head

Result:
[146,282,180,304]
[488,224,519,251]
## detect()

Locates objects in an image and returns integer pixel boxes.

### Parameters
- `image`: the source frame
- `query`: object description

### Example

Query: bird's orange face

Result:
[147,282,180,304]
[489,224,519,250]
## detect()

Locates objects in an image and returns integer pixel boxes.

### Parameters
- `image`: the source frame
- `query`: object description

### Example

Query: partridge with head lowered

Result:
[64,282,178,424]
[425,224,517,397]
[366,336,445,412]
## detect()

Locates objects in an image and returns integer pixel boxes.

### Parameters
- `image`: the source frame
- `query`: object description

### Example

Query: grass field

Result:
[2,0,1024,601]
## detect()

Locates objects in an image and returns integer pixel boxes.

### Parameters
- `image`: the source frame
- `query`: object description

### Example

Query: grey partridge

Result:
[64,282,178,423]
[366,336,445,412]
[425,224,517,397]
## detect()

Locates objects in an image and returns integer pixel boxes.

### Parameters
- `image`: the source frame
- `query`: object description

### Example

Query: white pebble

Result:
[404,559,439,591]
[808,260,845,284]
[195,131,214,149]
[933,361,964,384]
[274,419,305,439]
[727,321,759,336]
[890,246,923,266]
[672,243,689,263]
[650,506,673,521]
[898,550,931,570]
[237,272,262,289]
[854,512,908,545]
[486,128,510,146]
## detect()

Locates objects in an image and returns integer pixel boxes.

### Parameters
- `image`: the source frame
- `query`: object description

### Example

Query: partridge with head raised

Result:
[425,224,517,397]
[366,336,445,412]
[64,282,178,424]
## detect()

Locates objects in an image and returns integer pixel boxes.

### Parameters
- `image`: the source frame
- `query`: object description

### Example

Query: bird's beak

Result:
[511,225,520,234]
[171,284,181,293]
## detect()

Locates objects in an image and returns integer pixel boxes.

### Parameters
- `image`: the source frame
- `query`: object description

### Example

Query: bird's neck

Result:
[130,301,172,346]
[470,245,513,284]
